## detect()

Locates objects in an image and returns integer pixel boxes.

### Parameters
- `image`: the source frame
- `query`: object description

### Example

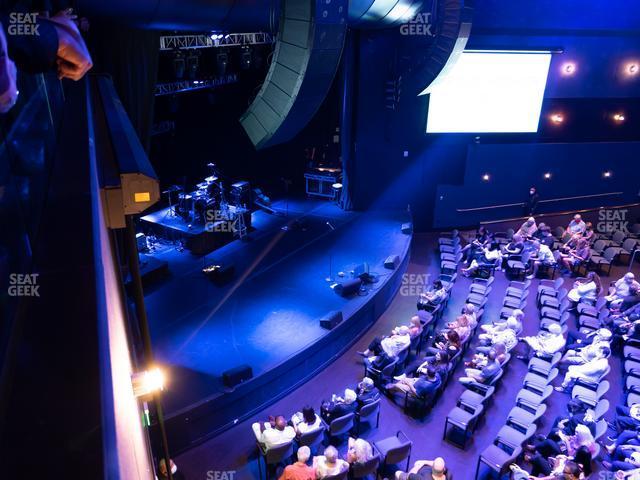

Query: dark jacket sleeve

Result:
[0,14,58,73]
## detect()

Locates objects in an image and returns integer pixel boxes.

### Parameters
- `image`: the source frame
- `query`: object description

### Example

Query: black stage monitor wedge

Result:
[319,310,343,330]
[240,0,348,149]
[384,255,400,270]
[202,262,235,284]
[222,364,253,388]
[401,222,412,234]
[335,278,362,297]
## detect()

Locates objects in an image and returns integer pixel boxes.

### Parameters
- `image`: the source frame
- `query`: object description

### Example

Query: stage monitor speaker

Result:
[335,278,362,297]
[319,310,343,329]
[401,222,412,234]
[202,262,235,284]
[136,232,148,252]
[240,0,348,149]
[352,263,369,279]
[384,255,400,270]
[222,364,253,388]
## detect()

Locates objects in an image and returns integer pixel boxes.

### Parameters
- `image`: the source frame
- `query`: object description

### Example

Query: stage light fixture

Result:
[561,62,576,76]
[543,172,552,179]
[603,171,612,178]
[612,112,626,123]
[186,52,200,80]
[216,51,228,76]
[549,113,564,124]
[172,51,185,80]
[241,47,252,70]
[626,62,639,76]
[482,173,490,182]
[131,367,165,398]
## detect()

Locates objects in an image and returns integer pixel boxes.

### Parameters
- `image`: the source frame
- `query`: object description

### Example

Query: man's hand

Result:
[47,9,93,80]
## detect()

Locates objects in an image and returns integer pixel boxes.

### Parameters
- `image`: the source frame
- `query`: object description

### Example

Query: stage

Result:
[142,198,412,451]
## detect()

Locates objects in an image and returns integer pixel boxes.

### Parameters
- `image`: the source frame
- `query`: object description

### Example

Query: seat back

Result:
[322,470,349,480]
[358,398,380,423]
[604,247,618,261]
[594,419,607,441]
[351,453,381,478]
[381,358,399,378]
[593,239,608,253]
[330,412,355,436]
[265,440,294,464]
[623,238,638,252]
[384,440,412,466]
[298,425,325,450]
[612,230,626,244]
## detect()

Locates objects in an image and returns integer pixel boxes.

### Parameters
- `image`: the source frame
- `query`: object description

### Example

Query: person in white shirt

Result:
[358,326,411,359]
[567,214,587,235]
[477,317,520,353]
[463,303,478,329]
[561,336,611,366]
[517,217,538,240]
[526,241,557,279]
[567,272,602,303]
[519,323,566,359]
[556,346,610,391]
[481,309,524,337]
[607,273,640,307]
[313,446,349,479]
[252,415,296,450]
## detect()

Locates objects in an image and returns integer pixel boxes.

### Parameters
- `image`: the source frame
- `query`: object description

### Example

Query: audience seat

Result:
[374,431,412,476]
[257,440,294,480]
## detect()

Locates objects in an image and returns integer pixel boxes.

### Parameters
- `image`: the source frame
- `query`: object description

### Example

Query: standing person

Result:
[0,23,18,113]
[526,186,540,216]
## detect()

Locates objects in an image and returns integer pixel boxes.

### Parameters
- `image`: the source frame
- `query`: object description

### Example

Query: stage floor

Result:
[143,198,412,419]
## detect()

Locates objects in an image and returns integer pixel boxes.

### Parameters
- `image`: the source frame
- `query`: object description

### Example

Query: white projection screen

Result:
[425,51,552,133]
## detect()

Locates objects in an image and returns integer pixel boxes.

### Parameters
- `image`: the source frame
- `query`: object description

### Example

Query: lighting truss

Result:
[154,74,239,96]
[159,32,274,51]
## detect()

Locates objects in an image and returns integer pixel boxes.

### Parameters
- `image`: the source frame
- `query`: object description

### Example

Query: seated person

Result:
[477,317,519,353]
[395,457,451,480]
[417,280,447,311]
[404,350,452,380]
[252,415,296,450]
[517,217,538,240]
[552,399,596,436]
[555,346,610,392]
[556,238,591,274]
[313,446,349,479]
[527,240,557,279]
[525,424,596,468]
[582,222,595,244]
[519,323,566,359]
[567,271,602,303]
[423,330,461,362]
[466,342,507,368]
[385,366,442,398]
[358,326,411,361]
[462,226,493,265]
[606,429,640,455]
[462,242,503,277]
[279,446,315,480]
[611,403,640,435]
[607,273,640,308]
[565,327,612,351]
[291,406,322,436]
[533,223,556,248]
[459,349,502,385]
[462,303,478,328]
[503,233,525,257]
[561,334,610,366]
[346,437,374,466]
[445,315,471,343]
[321,388,358,423]
[481,309,524,336]
[354,377,380,409]
[567,214,587,236]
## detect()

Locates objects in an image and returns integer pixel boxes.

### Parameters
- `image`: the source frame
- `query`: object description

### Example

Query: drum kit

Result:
[162,163,230,224]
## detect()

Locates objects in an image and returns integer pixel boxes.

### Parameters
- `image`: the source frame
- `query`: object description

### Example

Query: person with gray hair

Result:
[278,446,315,480]
[313,445,349,478]
[396,457,451,480]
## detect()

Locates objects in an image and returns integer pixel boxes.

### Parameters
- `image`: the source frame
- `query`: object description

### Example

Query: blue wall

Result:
[349,0,640,230]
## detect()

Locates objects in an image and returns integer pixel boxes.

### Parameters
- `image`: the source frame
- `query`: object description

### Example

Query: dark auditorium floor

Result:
[175,229,638,480]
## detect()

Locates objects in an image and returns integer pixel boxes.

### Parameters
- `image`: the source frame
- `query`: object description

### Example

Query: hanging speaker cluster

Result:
[240,0,348,149]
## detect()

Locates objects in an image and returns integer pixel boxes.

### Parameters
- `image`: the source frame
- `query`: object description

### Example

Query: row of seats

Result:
[443,277,516,449]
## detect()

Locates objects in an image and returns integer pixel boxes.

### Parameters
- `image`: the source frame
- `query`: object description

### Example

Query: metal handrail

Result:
[457,191,624,213]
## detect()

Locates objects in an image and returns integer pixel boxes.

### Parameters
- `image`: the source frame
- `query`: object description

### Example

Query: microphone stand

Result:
[326,221,336,282]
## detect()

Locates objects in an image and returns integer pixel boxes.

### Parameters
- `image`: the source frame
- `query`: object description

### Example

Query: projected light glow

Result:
[425,51,552,133]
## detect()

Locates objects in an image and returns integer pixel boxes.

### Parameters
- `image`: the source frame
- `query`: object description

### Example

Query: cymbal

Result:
[162,185,183,193]
[197,182,208,189]
[207,163,216,167]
